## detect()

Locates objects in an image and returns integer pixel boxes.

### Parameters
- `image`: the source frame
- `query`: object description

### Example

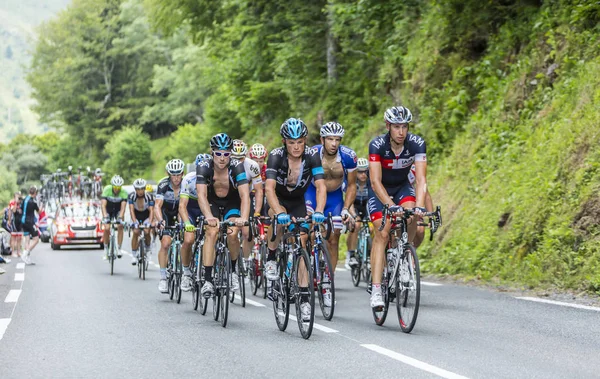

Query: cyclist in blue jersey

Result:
[305,122,357,276]
[179,153,211,292]
[367,106,429,308]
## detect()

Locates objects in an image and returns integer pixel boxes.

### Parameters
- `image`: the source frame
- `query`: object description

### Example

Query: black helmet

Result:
[210,133,233,151]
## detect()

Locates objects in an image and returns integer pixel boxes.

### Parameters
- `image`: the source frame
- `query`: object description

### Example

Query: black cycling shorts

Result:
[22,222,39,238]
[209,197,241,220]
[134,210,150,223]
[279,196,307,219]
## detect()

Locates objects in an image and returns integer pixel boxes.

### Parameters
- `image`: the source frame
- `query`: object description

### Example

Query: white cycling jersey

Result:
[243,157,263,191]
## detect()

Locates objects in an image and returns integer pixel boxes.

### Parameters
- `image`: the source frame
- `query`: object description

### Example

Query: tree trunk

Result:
[326,2,337,86]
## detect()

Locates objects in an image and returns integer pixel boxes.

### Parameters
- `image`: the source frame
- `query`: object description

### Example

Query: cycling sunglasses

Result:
[112,186,122,191]
[214,151,231,157]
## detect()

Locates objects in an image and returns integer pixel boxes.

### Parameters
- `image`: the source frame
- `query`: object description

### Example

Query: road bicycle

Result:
[351,215,372,287]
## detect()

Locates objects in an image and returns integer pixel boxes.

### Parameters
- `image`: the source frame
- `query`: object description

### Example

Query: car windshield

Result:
[60,203,100,218]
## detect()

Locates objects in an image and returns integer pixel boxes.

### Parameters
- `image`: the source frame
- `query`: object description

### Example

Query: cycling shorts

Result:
[186,206,203,226]
[305,184,344,230]
[22,222,39,238]
[209,197,241,220]
[367,181,416,222]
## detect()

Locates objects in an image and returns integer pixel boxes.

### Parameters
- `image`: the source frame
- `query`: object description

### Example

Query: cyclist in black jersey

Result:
[264,118,327,321]
[155,159,185,294]
[196,133,251,298]
[128,178,154,265]
[367,106,429,308]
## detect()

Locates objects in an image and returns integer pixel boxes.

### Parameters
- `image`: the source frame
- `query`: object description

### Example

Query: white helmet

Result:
[249,143,267,159]
[111,175,124,187]
[165,159,185,175]
[133,178,147,189]
[231,139,248,158]
[384,106,412,124]
[95,168,101,175]
[357,158,368,171]
[320,122,345,138]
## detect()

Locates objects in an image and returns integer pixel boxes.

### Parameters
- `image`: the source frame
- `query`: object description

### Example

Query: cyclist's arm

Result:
[238,183,250,220]
[128,203,137,224]
[344,170,357,210]
[119,200,126,219]
[100,198,108,218]
[414,159,427,209]
[154,199,164,223]
[265,179,284,215]
[254,181,264,215]
[314,178,326,214]
[178,196,190,224]
[308,148,326,214]
[369,161,395,208]
[148,197,155,222]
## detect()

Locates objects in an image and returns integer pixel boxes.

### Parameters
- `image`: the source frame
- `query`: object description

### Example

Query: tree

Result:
[105,126,152,181]
[0,144,48,185]
[0,166,18,206]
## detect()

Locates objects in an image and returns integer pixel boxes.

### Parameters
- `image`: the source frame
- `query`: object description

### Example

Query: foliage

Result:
[0,144,48,185]
[0,165,18,206]
[104,126,153,181]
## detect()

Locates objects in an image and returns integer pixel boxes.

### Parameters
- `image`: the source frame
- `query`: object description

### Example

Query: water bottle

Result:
[195,253,199,267]
[286,250,293,276]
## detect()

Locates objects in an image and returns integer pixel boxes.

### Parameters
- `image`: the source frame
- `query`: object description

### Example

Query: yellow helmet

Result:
[145,184,153,192]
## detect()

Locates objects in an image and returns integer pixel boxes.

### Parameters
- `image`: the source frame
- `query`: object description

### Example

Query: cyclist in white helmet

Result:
[101,175,128,260]
[128,178,154,265]
[155,159,185,293]
[231,140,263,285]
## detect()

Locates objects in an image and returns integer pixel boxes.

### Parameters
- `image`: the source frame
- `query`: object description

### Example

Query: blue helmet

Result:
[195,153,212,165]
[280,118,308,140]
[210,133,233,151]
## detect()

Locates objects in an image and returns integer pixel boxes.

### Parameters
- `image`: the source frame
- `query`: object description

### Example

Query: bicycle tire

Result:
[219,248,231,327]
[261,243,268,299]
[176,244,183,304]
[294,248,315,339]
[362,234,372,284]
[239,258,246,307]
[250,256,258,296]
[397,245,420,333]
[372,274,390,326]
[316,242,335,321]
[168,247,175,300]
[138,243,144,280]
[110,233,115,276]
[272,257,289,332]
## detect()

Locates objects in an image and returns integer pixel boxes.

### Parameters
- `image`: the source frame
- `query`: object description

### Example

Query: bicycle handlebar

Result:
[270,213,333,242]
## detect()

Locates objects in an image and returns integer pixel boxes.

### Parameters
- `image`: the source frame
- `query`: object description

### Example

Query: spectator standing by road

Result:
[9,192,23,258]
[21,187,42,265]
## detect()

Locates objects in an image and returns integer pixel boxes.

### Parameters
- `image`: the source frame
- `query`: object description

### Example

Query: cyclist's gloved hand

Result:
[184,221,195,232]
[277,212,290,225]
[414,207,427,216]
[102,217,110,224]
[312,212,325,224]
[143,219,151,227]
[132,221,139,228]
[158,220,166,229]
[117,217,123,224]
[341,208,353,221]
[389,205,403,214]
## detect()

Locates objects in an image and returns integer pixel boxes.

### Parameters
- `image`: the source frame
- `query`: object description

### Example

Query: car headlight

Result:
[57,224,68,233]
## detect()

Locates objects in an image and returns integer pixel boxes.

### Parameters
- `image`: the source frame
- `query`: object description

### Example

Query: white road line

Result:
[5,289,22,303]
[336,268,348,272]
[422,281,443,287]
[154,264,160,268]
[14,273,24,281]
[0,318,11,341]
[288,314,339,333]
[516,297,600,312]
[245,299,266,307]
[361,344,469,379]
[16,263,25,270]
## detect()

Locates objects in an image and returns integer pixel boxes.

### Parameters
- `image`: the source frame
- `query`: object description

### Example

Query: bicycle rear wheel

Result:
[139,243,145,280]
[109,234,115,276]
[294,248,315,339]
[238,258,246,307]
[250,255,258,295]
[316,243,335,321]
[219,249,231,327]
[272,257,289,331]
[396,245,420,333]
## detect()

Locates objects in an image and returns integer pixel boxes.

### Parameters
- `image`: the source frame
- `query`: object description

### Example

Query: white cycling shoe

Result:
[264,260,278,281]
[158,279,168,293]
[370,291,385,308]
[231,274,239,291]
[300,303,312,322]
[181,275,193,292]
[201,281,215,298]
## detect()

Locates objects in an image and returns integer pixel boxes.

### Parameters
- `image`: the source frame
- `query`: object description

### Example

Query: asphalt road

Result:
[1,239,599,378]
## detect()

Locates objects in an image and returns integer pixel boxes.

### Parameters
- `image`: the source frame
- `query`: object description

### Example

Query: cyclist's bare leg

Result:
[347,221,360,251]
[117,225,124,247]
[202,225,218,281]
[371,218,391,286]
[326,230,341,272]
[132,228,140,251]
[158,235,171,268]
[181,231,194,267]
[228,226,241,262]
[102,224,110,249]
[401,200,417,244]
[241,226,252,259]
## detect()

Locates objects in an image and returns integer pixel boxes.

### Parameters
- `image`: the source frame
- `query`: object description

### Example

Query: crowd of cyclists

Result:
[41,166,105,202]
[96,105,442,338]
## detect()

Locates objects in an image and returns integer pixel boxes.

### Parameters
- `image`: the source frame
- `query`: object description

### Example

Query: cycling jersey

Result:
[21,196,40,237]
[101,185,128,218]
[265,146,324,199]
[368,133,426,188]
[155,177,180,223]
[127,192,154,212]
[311,144,357,189]
[354,182,369,219]
[196,159,248,220]
[180,172,203,225]
[242,158,263,191]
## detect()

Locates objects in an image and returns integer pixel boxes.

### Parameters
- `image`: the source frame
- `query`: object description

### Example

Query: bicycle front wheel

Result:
[109,233,115,276]
[175,245,183,304]
[396,245,420,333]
[293,248,314,339]
[261,243,268,299]
[238,258,246,307]
[316,243,335,321]
[372,274,390,326]
[218,249,231,327]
